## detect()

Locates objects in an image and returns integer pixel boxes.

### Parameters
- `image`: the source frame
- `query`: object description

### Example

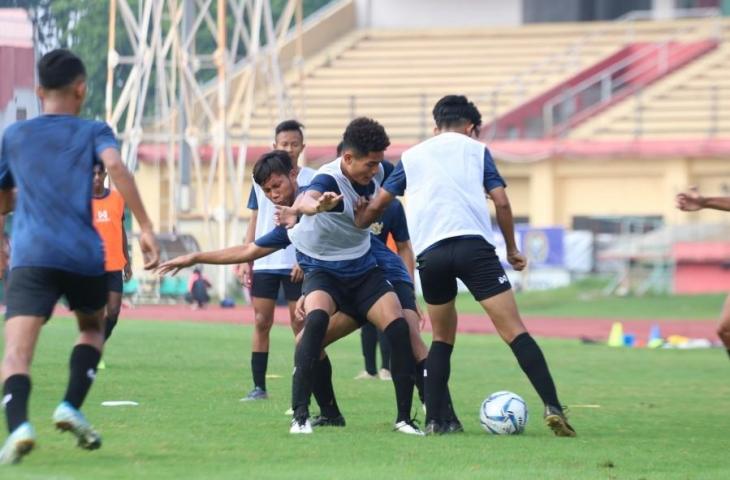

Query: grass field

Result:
[452,278,726,320]
[3,317,729,479]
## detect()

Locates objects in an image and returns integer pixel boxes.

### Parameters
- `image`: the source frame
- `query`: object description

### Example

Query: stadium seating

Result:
[234,17,726,145]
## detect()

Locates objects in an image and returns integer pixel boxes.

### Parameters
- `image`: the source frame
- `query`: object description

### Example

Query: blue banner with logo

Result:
[517,227,565,268]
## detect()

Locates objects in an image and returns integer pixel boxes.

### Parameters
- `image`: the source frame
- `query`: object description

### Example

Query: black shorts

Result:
[251,272,302,302]
[5,267,108,321]
[107,271,123,293]
[393,281,417,312]
[417,237,511,305]
[303,267,394,326]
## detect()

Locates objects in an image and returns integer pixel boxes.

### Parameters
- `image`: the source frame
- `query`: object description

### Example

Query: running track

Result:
[80,305,718,341]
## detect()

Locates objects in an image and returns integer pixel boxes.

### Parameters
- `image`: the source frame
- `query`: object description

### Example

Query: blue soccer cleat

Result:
[53,402,102,450]
[0,422,36,465]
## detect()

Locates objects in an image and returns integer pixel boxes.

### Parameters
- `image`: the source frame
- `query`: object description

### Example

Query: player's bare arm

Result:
[98,147,160,269]
[157,243,278,276]
[354,189,394,228]
[676,187,730,212]
[489,186,526,271]
[275,191,342,228]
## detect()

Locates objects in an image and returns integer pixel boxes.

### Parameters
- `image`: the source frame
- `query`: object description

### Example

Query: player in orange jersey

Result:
[92,161,131,343]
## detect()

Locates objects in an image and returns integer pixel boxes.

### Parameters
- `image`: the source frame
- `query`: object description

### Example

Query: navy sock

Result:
[425,341,452,424]
[291,310,329,418]
[3,374,31,432]
[510,333,561,408]
[383,318,415,422]
[312,355,341,418]
[360,323,378,375]
[63,344,101,409]
[251,352,268,391]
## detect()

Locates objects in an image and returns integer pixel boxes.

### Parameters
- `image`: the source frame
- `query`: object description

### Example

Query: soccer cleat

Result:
[239,387,268,402]
[394,419,424,436]
[544,405,577,437]
[444,417,464,434]
[284,407,294,416]
[53,402,102,450]
[97,359,106,370]
[310,414,346,427]
[353,370,377,380]
[424,420,446,436]
[378,368,392,381]
[289,416,313,434]
[0,422,36,465]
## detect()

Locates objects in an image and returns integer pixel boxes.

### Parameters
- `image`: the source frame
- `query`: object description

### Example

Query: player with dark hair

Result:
[355,95,576,437]
[91,162,132,363]
[239,121,316,401]
[676,188,730,359]
[0,49,159,464]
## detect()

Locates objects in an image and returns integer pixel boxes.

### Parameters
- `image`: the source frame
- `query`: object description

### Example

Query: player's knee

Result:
[383,317,409,345]
[254,312,274,332]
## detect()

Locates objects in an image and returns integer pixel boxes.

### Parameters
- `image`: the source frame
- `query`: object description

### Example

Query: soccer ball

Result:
[479,391,528,435]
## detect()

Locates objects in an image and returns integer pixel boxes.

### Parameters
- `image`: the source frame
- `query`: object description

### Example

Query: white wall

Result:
[1,88,39,133]
[355,0,523,28]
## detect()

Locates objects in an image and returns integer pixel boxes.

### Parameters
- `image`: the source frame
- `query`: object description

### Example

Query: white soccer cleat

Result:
[353,370,377,380]
[53,402,102,450]
[0,422,36,465]
[289,417,313,435]
[284,407,294,416]
[394,419,425,436]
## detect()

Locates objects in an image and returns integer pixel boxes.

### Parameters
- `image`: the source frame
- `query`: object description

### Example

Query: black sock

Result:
[104,315,118,341]
[63,344,101,409]
[383,318,415,422]
[251,352,269,391]
[415,360,426,404]
[440,386,458,423]
[3,374,31,432]
[378,329,391,371]
[510,333,561,409]
[312,355,341,418]
[360,323,378,375]
[291,309,329,418]
[726,349,730,360]
[425,341,452,424]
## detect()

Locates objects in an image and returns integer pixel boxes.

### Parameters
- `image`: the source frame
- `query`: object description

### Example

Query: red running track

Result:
[58,304,719,341]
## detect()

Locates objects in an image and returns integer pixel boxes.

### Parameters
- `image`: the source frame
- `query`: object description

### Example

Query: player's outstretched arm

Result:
[676,187,730,212]
[489,187,526,271]
[275,191,342,228]
[354,189,394,228]
[157,243,277,276]
[99,147,160,269]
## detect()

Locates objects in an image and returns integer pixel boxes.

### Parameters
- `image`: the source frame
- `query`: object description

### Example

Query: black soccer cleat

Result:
[310,414,346,427]
[444,417,464,434]
[424,420,446,436]
[544,405,576,437]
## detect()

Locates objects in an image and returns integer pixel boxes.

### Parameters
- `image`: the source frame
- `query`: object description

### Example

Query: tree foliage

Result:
[0,0,334,118]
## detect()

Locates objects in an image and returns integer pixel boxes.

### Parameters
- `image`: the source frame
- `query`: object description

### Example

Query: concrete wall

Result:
[354,0,522,28]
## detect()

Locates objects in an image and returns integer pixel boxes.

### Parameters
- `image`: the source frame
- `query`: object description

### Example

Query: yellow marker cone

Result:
[607,322,624,347]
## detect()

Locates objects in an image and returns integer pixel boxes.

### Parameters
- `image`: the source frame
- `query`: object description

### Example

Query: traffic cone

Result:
[647,324,663,349]
[607,322,624,347]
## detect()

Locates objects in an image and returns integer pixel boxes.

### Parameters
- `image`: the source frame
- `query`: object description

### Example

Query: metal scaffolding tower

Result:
[105,0,302,296]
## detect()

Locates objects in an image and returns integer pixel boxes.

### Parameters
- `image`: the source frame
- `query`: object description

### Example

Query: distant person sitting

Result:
[187,268,211,309]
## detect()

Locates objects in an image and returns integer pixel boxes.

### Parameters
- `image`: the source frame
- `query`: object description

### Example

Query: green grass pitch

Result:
[3,317,729,479]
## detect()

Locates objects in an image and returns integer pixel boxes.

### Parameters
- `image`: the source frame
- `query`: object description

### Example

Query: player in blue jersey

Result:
[160,132,425,434]
[0,49,159,464]
[355,95,575,437]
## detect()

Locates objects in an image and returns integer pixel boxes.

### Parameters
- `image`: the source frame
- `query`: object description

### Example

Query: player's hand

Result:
[156,253,196,276]
[275,205,298,229]
[237,262,253,288]
[290,263,304,283]
[123,263,133,281]
[507,249,527,271]
[294,295,306,324]
[676,186,704,212]
[315,192,343,213]
[353,196,370,227]
[139,229,160,269]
